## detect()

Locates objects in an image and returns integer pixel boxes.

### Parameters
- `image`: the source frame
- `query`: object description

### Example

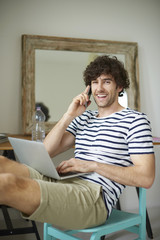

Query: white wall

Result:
[0,0,160,211]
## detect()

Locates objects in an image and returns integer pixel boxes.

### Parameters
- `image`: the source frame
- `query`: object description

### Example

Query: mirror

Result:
[22,35,140,134]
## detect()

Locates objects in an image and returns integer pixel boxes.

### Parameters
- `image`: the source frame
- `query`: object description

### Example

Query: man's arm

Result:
[94,153,155,189]
[57,153,155,189]
[44,86,91,157]
[44,114,75,158]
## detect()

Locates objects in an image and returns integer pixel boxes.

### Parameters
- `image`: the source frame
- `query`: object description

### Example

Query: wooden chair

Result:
[43,187,146,240]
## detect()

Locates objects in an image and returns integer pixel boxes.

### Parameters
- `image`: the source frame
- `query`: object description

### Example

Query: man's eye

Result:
[105,80,111,84]
[92,81,97,84]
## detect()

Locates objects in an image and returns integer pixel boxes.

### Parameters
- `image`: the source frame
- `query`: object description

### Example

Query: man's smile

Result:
[97,94,107,98]
[96,94,108,101]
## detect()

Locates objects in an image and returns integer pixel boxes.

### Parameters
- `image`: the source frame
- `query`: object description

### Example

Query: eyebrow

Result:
[103,78,112,81]
[97,77,113,81]
[91,76,113,82]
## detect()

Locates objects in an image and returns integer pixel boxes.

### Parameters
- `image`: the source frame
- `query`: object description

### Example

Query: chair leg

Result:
[146,210,153,239]
[136,187,153,239]
[44,223,55,240]
[31,221,41,240]
[100,236,105,240]
[116,199,121,210]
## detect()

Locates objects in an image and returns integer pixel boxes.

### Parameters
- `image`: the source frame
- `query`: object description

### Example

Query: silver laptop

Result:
[8,137,88,180]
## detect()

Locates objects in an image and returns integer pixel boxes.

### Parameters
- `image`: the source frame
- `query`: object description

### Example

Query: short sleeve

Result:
[66,117,79,137]
[127,113,154,154]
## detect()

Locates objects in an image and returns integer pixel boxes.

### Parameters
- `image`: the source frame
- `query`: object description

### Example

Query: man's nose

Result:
[97,82,104,91]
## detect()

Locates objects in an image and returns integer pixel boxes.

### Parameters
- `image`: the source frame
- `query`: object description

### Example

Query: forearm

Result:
[94,162,154,189]
[44,113,74,157]
[57,158,145,187]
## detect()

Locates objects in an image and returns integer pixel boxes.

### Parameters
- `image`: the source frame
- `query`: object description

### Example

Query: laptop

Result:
[8,137,88,180]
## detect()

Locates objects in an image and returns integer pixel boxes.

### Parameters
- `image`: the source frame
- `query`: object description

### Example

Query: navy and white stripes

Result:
[66,108,154,218]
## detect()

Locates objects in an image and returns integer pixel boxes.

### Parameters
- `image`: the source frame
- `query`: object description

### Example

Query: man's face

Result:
[91,74,122,108]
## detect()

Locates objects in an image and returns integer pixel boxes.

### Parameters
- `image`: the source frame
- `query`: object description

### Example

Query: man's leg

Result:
[0,155,30,177]
[0,156,41,216]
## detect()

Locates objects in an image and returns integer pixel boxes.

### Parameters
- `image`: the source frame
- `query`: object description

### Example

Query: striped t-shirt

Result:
[66,108,154,218]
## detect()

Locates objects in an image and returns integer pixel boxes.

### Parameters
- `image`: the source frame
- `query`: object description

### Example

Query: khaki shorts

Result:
[22,166,107,230]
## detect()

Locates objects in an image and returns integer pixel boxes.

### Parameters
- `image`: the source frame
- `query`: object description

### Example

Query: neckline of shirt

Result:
[91,107,130,119]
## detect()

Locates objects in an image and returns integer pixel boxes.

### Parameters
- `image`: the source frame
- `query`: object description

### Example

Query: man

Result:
[0,55,155,230]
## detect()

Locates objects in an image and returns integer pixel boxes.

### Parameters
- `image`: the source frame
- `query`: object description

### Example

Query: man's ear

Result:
[117,86,123,93]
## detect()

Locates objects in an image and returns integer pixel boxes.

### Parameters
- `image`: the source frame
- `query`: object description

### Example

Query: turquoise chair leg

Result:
[139,188,146,240]
[90,232,104,240]
[44,223,55,240]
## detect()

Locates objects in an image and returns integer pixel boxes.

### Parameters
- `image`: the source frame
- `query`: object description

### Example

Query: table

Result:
[0,134,31,151]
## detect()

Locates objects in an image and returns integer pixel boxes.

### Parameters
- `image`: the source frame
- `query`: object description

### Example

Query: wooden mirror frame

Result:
[22,34,139,134]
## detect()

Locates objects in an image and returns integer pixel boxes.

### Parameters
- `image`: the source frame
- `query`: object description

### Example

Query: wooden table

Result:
[0,134,31,151]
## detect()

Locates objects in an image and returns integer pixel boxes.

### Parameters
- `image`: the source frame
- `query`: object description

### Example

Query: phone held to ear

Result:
[85,86,91,108]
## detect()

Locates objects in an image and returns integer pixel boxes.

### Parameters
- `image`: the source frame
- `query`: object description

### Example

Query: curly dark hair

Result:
[83,55,130,97]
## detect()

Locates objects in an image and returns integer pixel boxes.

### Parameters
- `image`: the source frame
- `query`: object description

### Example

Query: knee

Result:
[0,173,23,205]
[0,173,17,192]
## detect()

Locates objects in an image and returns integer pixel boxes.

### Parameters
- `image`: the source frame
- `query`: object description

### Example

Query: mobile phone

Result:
[87,86,92,97]
[85,86,91,108]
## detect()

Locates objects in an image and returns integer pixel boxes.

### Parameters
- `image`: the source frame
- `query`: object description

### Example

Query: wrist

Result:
[92,161,99,172]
